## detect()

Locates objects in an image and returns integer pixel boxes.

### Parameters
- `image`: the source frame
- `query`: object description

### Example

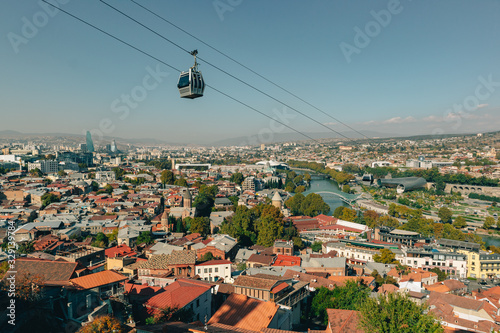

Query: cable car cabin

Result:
[177,68,205,99]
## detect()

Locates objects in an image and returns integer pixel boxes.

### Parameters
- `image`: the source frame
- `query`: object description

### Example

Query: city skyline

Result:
[1,1,500,143]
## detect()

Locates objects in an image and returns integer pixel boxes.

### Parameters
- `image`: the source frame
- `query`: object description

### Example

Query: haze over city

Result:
[2,0,500,144]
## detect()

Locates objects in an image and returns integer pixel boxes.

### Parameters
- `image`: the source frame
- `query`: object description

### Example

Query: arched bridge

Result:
[314,191,361,206]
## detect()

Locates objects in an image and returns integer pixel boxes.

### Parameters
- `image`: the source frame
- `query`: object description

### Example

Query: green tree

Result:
[57,170,67,177]
[112,167,126,180]
[373,248,398,264]
[193,193,215,217]
[342,184,351,193]
[104,184,114,194]
[438,207,453,223]
[90,181,99,192]
[92,232,109,248]
[311,281,370,325]
[137,231,153,245]
[333,206,345,218]
[484,216,495,229]
[256,214,284,247]
[359,293,443,333]
[429,267,448,282]
[201,251,214,262]
[340,207,357,222]
[18,242,35,254]
[453,216,467,229]
[285,193,305,216]
[160,170,176,185]
[300,193,330,216]
[190,217,210,236]
[294,185,306,193]
[174,178,188,187]
[229,172,244,185]
[41,193,60,208]
[363,210,380,228]
[303,173,311,182]
[29,168,43,177]
[311,241,322,252]
[220,205,257,246]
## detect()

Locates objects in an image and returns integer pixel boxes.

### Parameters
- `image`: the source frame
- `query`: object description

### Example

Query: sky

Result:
[1,0,500,145]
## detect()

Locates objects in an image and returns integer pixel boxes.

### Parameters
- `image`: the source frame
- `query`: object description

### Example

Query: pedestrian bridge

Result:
[314,191,361,206]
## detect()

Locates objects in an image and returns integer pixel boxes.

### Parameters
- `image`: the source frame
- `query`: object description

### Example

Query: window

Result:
[215,268,218,273]
[198,269,201,274]
[196,299,200,307]
[204,268,208,273]
[209,268,212,273]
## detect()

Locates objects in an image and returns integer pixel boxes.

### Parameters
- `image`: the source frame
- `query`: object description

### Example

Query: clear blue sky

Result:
[1,0,499,144]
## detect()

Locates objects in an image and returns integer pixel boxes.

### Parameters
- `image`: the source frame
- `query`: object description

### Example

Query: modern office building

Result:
[86,131,95,153]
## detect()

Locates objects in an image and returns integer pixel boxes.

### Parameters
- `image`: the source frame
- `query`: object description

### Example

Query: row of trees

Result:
[287,160,354,185]
[333,206,400,229]
[284,192,330,216]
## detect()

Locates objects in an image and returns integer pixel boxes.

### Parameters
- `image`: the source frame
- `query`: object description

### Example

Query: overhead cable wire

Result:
[99,0,354,141]
[40,0,319,143]
[130,0,370,141]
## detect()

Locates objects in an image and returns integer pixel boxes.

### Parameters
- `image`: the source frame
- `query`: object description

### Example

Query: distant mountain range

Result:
[0,129,495,147]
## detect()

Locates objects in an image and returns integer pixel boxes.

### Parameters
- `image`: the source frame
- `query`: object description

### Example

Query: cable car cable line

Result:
[39,0,319,143]
[99,0,354,142]
[129,0,370,141]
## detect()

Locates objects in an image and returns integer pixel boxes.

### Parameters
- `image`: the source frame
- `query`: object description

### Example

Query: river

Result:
[480,235,500,248]
[302,176,348,215]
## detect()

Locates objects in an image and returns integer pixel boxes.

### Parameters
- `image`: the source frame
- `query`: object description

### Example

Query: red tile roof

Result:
[272,254,301,267]
[144,279,212,313]
[208,294,279,331]
[105,244,137,258]
[70,270,127,289]
[270,282,289,294]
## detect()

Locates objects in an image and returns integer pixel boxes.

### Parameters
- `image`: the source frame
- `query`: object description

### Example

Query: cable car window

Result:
[178,75,190,88]
[193,73,197,89]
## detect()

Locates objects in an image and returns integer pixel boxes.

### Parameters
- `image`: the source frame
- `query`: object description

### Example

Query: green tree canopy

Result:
[311,241,322,252]
[311,281,370,325]
[453,216,467,229]
[483,216,495,229]
[190,217,210,236]
[438,207,453,223]
[41,193,60,208]
[285,193,329,217]
[160,170,176,185]
[358,293,443,333]
[137,231,154,245]
[373,248,398,264]
[256,216,283,247]
[229,172,244,185]
[174,178,188,187]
